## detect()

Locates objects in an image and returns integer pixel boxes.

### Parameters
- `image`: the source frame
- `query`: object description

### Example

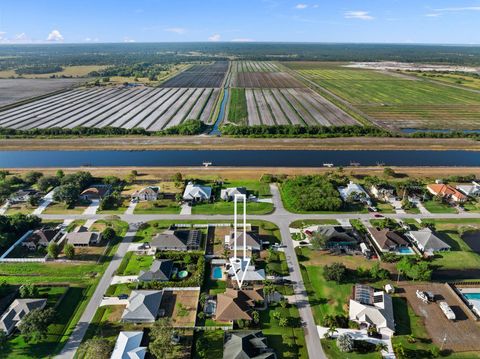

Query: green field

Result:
[227,88,248,125]
[284,62,480,130]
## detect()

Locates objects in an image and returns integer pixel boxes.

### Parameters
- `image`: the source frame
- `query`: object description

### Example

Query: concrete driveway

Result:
[32,189,56,215]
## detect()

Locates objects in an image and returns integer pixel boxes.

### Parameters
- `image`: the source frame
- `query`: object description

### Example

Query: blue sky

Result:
[0,0,479,44]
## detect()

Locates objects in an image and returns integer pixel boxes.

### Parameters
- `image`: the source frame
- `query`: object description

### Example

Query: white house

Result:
[110,331,146,359]
[349,285,395,337]
[339,181,372,206]
[182,182,212,202]
[220,187,247,201]
[457,181,480,198]
[131,186,160,201]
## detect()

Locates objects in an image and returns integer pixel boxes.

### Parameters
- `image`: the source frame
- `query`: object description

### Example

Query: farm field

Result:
[228,86,359,126]
[404,71,480,91]
[284,61,480,130]
[0,78,86,107]
[0,86,221,130]
[161,61,228,88]
[230,60,304,88]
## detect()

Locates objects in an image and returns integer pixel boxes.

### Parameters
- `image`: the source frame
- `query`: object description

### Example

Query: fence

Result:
[0,257,46,263]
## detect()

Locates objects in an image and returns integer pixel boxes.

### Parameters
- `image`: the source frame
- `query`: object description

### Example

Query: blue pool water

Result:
[398,247,414,254]
[464,293,480,300]
[213,266,223,279]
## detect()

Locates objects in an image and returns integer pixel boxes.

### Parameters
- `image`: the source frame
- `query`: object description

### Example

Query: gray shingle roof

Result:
[408,230,451,252]
[0,298,47,334]
[138,259,174,282]
[121,290,162,323]
[151,229,201,251]
[223,331,275,359]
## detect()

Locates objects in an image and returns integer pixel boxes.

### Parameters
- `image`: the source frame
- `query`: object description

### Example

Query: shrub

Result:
[336,334,354,353]
[323,262,347,283]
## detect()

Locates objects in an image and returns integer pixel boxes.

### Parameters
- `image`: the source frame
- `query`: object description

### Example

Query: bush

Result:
[336,334,354,353]
[323,262,347,283]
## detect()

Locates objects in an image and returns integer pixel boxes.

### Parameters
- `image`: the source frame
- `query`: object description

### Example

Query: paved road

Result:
[55,226,138,359]
[49,184,480,359]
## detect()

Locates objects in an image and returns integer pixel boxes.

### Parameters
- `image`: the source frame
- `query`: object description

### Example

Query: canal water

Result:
[0,150,479,168]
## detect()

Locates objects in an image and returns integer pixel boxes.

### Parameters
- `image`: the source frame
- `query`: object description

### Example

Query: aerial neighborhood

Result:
[0,166,480,359]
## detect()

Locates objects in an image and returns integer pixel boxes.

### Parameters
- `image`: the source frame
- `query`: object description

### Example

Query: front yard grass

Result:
[43,200,91,214]
[134,199,181,214]
[423,200,458,214]
[121,253,154,275]
[289,219,340,229]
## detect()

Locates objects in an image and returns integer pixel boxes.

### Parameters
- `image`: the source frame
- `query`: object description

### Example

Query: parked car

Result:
[373,213,384,218]
[118,294,128,300]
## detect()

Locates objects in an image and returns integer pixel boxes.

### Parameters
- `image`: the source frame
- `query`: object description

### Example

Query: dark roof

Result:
[25,228,60,245]
[368,227,408,250]
[314,226,357,244]
[151,229,201,250]
[138,259,174,282]
[223,331,275,359]
[121,290,163,323]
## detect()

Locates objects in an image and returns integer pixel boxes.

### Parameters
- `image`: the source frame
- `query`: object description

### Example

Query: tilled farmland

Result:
[230,60,304,88]
[161,61,228,88]
[0,86,220,131]
[242,88,359,126]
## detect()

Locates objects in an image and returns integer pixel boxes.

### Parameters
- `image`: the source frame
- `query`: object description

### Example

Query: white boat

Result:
[439,301,456,320]
[323,163,334,168]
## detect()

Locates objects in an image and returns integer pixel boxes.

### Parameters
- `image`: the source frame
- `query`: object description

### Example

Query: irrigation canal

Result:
[1,150,480,168]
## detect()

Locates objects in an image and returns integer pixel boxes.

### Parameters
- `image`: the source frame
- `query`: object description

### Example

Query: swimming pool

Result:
[464,293,480,300]
[397,247,415,255]
[212,266,223,280]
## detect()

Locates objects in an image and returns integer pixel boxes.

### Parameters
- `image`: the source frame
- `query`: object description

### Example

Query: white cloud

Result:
[208,34,221,42]
[295,3,308,9]
[344,11,374,20]
[231,38,254,42]
[312,4,319,8]
[84,37,99,42]
[46,29,64,42]
[435,6,480,12]
[123,37,135,43]
[0,32,5,41]
[425,13,441,17]
[165,27,187,34]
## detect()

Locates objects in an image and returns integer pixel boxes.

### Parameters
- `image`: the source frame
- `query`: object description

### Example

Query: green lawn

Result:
[96,198,130,215]
[375,202,395,214]
[192,201,273,215]
[0,262,102,285]
[463,201,480,213]
[42,200,91,214]
[193,330,224,359]
[321,339,382,359]
[219,179,271,197]
[121,253,154,275]
[134,199,180,214]
[422,200,458,214]
[260,302,308,359]
[300,263,352,324]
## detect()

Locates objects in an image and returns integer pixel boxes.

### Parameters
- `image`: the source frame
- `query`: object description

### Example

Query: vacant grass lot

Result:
[192,201,273,215]
[134,199,180,214]
[285,62,480,130]
[289,219,339,229]
[423,200,458,214]
[43,200,91,214]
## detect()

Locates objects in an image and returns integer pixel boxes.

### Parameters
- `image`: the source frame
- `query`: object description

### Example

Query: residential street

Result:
[49,184,480,359]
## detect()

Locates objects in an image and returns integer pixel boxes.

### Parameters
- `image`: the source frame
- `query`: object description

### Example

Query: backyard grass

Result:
[423,200,458,214]
[192,201,273,215]
[193,330,224,359]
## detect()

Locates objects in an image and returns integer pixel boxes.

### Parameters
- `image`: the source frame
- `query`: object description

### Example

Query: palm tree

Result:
[325,325,338,339]
[376,342,388,352]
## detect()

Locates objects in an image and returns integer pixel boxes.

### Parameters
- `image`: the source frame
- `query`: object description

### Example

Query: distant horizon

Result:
[0,41,479,47]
